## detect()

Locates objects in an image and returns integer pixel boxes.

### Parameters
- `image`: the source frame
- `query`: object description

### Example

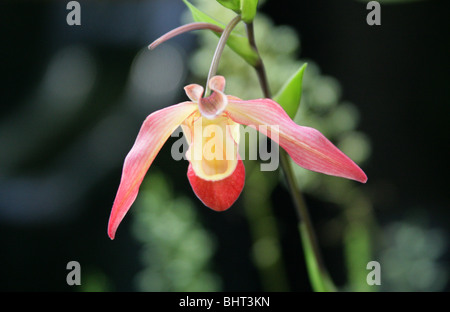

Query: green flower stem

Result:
[245,21,337,292]
[205,15,241,96]
[280,152,337,292]
[245,22,271,98]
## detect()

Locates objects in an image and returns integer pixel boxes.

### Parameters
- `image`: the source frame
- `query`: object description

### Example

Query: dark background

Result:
[0,0,448,291]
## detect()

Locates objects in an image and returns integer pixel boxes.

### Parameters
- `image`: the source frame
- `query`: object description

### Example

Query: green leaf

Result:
[273,63,307,119]
[182,0,222,28]
[216,0,241,12]
[240,0,258,23]
[182,0,259,66]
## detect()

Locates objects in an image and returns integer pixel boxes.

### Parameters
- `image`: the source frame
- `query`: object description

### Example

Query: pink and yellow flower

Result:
[108,76,367,239]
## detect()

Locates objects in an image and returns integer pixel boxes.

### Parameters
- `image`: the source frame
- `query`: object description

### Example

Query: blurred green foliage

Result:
[132,173,221,291]
[379,213,448,291]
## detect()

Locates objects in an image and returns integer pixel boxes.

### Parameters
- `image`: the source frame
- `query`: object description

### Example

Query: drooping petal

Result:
[226,98,367,183]
[187,155,245,211]
[108,102,197,239]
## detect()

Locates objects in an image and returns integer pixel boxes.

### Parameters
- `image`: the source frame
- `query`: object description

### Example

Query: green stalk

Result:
[245,21,337,292]
[205,15,241,96]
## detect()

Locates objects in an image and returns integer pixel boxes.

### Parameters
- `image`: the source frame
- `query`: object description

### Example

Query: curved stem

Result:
[149,22,223,50]
[205,15,241,96]
[245,21,336,291]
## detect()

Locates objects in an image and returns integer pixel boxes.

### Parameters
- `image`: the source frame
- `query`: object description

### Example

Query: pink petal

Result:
[108,102,197,239]
[208,75,226,93]
[198,76,228,119]
[187,156,245,211]
[184,84,204,103]
[226,98,367,183]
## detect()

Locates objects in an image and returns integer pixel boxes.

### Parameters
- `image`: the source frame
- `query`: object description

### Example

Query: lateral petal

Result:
[226,98,367,183]
[187,156,245,211]
[108,102,197,239]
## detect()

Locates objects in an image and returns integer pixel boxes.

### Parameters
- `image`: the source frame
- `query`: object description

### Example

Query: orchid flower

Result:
[108,75,367,239]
